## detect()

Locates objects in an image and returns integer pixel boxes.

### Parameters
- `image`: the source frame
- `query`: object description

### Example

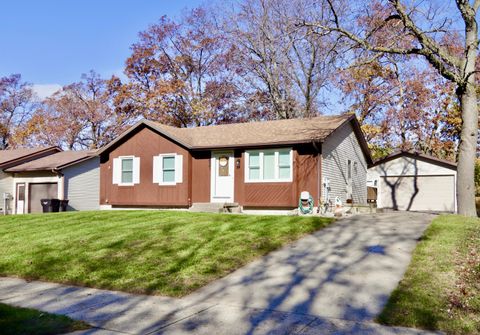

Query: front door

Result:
[15,183,25,214]
[211,152,234,203]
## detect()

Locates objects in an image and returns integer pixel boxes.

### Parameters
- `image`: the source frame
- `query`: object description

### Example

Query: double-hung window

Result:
[153,153,183,185]
[245,148,292,182]
[121,157,134,184]
[113,156,140,186]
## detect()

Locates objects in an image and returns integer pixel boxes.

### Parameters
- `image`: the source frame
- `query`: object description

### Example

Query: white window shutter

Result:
[112,158,121,184]
[133,157,140,184]
[175,154,183,183]
[152,156,161,184]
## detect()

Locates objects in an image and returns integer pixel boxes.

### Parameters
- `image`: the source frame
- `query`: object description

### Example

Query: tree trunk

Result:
[457,9,479,217]
[457,84,478,216]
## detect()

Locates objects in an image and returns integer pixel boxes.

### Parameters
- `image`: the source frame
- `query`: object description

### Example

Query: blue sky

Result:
[0,0,204,98]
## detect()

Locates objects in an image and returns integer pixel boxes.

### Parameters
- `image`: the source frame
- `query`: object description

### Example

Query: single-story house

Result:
[97,114,372,211]
[367,151,457,212]
[1,149,100,214]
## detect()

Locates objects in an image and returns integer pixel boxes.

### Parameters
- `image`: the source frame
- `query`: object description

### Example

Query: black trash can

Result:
[50,199,60,212]
[41,199,60,213]
[40,199,52,213]
[60,200,69,212]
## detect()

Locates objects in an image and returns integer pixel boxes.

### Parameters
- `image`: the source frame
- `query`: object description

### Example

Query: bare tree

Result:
[304,0,479,216]
[225,0,340,119]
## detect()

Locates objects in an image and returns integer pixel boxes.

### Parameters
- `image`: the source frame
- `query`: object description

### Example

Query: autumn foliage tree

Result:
[0,74,37,149]
[305,0,479,216]
[26,71,133,150]
[122,8,245,127]
[337,58,460,160]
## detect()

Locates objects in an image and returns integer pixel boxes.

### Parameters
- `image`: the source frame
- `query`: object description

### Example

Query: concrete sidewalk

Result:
[0,213,440,334]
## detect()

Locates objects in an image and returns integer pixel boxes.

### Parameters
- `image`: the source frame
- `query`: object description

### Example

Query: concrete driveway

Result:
[0,212,437,334]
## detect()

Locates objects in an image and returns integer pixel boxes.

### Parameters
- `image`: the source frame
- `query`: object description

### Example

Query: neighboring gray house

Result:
[2,150,100,214]
[0,147,62,214]
[368,151,457,213]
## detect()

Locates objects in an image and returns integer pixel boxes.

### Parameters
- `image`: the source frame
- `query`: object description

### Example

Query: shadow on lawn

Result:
[0,213,434,335]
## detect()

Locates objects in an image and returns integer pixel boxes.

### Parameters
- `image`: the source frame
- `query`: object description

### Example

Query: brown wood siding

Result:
[191,151,211,203]
[100,127,190,207]
[99,126,321,208]
[234,145,320,208]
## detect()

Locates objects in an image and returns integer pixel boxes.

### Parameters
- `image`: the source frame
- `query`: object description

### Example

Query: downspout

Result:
[312,140,322,213]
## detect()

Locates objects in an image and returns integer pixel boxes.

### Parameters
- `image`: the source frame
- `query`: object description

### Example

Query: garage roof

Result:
[0,147,61,169]
[371,151,457,169]
[5,150,97,172]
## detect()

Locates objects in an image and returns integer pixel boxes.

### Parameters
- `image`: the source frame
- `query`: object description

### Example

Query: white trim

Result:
[210,151,235,203]
[175,154,183,183]
[245,148,293,183]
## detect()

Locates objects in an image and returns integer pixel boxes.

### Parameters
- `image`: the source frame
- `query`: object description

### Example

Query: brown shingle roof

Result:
[148,114,350,148]
[0,147,61,168]
[5,150,97,172]
[97,113,372,163]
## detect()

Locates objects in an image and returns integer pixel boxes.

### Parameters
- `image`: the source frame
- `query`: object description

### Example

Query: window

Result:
[153,154,183,185]
[245,149,292,182]
[248,153,260,180]
[278,150,291,179]
[263,151,275,179]
[113,156,140,186]
[162,156,175,183]
[347,159,352,180]
[121,158,133,184]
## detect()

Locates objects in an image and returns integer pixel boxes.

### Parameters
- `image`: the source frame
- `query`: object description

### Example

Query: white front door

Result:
[15,183,25,214]
[211,151,234,203]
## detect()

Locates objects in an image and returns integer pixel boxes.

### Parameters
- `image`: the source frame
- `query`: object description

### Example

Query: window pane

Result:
[122,171,133,183]
[249,167,260,180]
[163,170,175,183]
[249,153,259,167]
[122,158,133,171]
[278,150,290,166]
[279,167,290,179]
[263,152,275,179]
[347,160,352,179]
[163,156,175,170]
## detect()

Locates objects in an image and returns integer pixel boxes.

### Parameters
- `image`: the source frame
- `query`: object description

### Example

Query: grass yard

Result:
[0,303,88,335]
[378,215,480,335]
[0,211,332,297]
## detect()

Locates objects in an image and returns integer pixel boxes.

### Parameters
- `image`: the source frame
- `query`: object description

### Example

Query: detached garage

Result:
[367,151,457,213]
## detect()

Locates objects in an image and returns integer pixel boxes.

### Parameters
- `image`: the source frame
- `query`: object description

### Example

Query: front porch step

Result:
[189,202,241,213]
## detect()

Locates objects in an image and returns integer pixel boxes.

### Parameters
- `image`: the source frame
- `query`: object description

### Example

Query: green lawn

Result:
[0,303,88,335]
[0,211,332,297]
[378,215,480,334]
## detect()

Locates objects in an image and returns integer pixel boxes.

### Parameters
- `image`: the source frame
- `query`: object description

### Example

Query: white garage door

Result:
[380,175,455,212]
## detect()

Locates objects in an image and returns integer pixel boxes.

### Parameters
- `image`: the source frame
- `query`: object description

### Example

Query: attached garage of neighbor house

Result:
[368,151,457,213]
[28,182,58,213]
